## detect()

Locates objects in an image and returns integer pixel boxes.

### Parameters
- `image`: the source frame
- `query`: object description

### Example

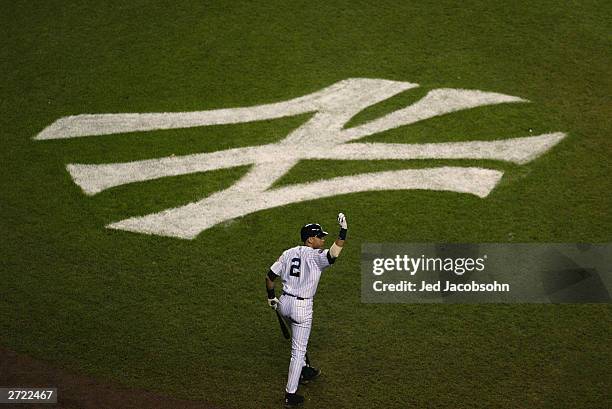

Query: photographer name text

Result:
[373,280,510,292]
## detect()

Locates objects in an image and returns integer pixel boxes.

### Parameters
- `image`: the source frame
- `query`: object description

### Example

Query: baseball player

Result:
[265,212,348,407]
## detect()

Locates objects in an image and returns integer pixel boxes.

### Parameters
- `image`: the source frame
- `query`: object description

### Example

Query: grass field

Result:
[1,1,611,408]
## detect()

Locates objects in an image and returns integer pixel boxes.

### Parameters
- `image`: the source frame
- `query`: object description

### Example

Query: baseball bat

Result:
[275,310,311,366]
[275,310,291,339]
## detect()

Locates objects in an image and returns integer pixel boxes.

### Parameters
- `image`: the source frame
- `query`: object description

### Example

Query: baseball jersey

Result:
[270,246,333,298]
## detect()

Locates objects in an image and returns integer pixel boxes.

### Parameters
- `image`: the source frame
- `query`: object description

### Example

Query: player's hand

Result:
[337,212,348,229]
[268,297,279,310]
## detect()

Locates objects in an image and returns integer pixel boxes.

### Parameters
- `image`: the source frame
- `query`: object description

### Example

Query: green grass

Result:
[1,1,611,408]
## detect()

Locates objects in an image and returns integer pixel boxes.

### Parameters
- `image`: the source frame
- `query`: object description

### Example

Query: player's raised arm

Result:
[328,212,347,262]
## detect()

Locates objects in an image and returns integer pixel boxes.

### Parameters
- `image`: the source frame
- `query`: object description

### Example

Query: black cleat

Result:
[300,366,321,384]
[284,392,304,407]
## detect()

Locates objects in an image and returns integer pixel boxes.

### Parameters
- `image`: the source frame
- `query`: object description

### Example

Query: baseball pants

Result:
[277,294,313,394]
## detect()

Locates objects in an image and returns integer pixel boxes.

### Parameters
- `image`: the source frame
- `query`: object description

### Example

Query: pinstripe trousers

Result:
[277,294,313,394]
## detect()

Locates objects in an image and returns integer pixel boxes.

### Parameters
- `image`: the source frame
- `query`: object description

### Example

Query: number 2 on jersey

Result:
[290,258,301,277]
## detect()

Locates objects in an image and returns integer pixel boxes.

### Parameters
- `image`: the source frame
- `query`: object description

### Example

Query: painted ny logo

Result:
[35,78,566,239]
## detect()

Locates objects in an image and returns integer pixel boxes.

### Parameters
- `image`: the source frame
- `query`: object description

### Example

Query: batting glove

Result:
[338,212,348,229]
[268,297,279,310]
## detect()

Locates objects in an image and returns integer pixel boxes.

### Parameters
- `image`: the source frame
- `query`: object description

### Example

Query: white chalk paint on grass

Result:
[107,167,504,239]
[35,79,418,140]
[67,132,566,195]
[34,78,567,239]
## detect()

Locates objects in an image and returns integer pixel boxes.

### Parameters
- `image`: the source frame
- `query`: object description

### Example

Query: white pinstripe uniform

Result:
[270,246,332,394]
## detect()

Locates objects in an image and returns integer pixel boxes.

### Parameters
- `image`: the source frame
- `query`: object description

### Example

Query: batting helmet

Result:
[300,223,328,242]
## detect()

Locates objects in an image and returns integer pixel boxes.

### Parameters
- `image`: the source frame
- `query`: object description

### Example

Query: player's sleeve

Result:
[269,252,285,276]
[312,249,333,270]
